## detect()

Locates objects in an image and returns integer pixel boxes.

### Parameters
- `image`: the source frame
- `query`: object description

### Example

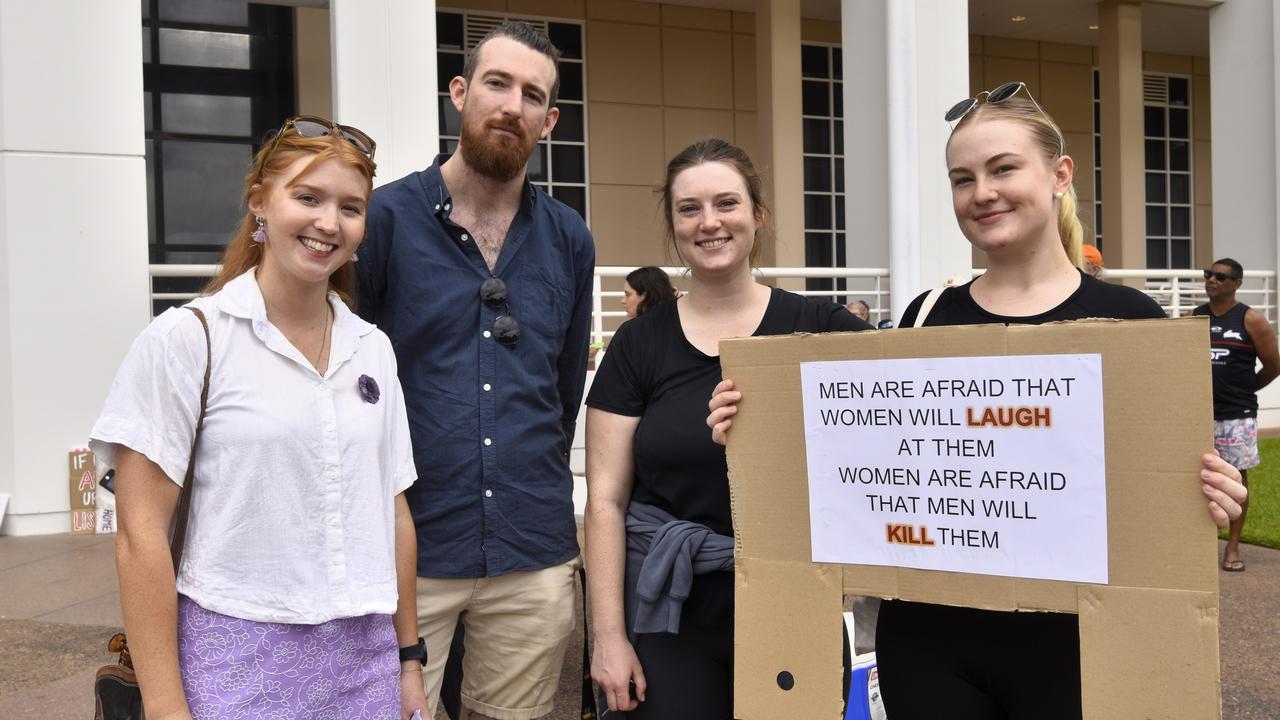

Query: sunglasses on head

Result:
[253,115,376,179]
[944,81,1065,155]
[480,277,520,347]
[1204,269,1240,282]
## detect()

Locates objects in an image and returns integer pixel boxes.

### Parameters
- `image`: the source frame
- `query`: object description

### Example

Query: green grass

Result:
[1222,437,1280,549]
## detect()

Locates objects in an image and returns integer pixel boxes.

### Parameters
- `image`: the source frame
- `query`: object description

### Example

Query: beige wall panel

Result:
[983,36,1038,60]
[1143,52,1193,75]
[970,57,983,96]
[507,0,584,18]
[662,4,730,31]
[588,22,662,104]
[441,0,507,13]
[589,184,667,265]
[734,34,757,111]
[589,103,665,185]
[983,58,1039,96]
[970,35,983,55]
[801,18,840,44]
[662,28,734,109]
[663,107,735,159]
[1040,42,1092,65]
[586,0,658,24]
[1193,75,1211,141]
[1194,204,1213,269]
[1194,140,1211,204]
[1194,56,1210,75]
[1092,46,1100,65]
[295,8,332,117]
[1040,62,1093,134]
[734,11,755,34]
[735,111,759,165]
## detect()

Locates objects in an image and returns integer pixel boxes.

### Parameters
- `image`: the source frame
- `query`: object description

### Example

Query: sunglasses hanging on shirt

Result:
[480,277,521,347]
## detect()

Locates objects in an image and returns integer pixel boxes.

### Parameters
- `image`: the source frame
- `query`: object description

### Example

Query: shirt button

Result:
[328,470,337,480]
[434,204,441,211]
[325,423,335,433]
[445,203,451,210]
[330,518,339,528]
[483,330,492,338]
[484,489,493,498]
[461,233,470,242]
[318,382,327,390]
[483,383,492,392]
[484,438,493,446]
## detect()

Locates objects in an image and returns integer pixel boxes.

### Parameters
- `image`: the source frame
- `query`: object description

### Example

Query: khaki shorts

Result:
[416,556,580,720]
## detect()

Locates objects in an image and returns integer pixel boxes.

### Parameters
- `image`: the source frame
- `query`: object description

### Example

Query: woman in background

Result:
[621,266,679,320]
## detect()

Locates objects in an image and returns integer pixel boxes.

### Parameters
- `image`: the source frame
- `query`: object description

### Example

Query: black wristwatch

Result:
[399,637,427,666]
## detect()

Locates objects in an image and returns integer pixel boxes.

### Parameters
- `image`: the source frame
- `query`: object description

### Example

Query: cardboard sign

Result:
[800,354,1108,583]
[722,318,1220,720]
[68,449,97,535]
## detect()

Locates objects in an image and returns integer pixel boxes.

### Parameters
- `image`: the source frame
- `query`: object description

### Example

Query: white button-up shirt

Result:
[91,270,416,624]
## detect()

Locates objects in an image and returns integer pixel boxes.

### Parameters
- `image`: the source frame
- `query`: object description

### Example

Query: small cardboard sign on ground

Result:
[68,449,97,535]
[722,317,1219,720]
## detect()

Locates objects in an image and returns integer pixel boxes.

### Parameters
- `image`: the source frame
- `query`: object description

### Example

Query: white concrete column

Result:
[330,0,438,187]
[844,0,970,323]
[1209,0,1277,275]
[0,0,149,534]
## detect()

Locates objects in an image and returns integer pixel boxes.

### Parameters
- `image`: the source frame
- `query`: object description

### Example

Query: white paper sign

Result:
[800,354,1108,584]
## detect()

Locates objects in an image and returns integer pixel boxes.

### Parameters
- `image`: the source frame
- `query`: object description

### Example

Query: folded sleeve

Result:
[381,341,418,496]
[89,307,209,486]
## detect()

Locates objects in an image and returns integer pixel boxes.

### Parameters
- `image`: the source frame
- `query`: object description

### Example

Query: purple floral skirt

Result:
[177,595,399,720]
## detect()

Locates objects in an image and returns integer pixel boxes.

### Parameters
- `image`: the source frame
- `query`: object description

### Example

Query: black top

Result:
[1193,302,1258,420]
[589,287,870,534]
[884,270,1165,706]
[900,270,1166,327]
[587,288,869,627]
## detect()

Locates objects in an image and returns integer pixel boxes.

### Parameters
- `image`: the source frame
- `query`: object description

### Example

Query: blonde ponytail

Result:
[1058,186,1083,268]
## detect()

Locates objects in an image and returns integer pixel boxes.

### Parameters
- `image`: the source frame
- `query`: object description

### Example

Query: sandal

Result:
[1221,558,1246,572]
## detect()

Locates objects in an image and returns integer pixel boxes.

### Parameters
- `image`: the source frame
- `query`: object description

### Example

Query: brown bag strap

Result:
[169,306,211,574]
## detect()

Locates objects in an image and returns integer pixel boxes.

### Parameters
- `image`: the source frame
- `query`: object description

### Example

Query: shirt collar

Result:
[216,268,376,377]
[420,154,539,219]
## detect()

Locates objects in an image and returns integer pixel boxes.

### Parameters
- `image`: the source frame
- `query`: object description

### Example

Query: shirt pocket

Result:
[518,263,572,341]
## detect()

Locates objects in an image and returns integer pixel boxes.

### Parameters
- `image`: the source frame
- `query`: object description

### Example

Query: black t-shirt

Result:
[900,270,1166,327]
[589,287,871,534]
[587,288,870,626]
[882,271,1164,713]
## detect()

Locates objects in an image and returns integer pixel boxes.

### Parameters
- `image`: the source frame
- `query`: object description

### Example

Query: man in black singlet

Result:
[1193,258,1280,572]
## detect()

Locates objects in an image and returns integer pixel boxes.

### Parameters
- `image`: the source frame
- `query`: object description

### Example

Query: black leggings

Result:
[876,600,1082,720]
[626,621,733,720]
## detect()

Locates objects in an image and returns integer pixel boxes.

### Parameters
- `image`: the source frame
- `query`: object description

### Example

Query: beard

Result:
[459,109,538,183]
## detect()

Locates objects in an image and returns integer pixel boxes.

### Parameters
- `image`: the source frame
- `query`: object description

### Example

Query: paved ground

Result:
[0,533,1274,719]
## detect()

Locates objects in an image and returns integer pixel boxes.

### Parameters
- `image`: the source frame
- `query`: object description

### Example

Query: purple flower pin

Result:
[357,375,381,404]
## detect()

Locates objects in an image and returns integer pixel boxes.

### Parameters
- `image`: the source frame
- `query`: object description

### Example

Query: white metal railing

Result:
[590,266,892,347]
[1099,268,1275,323]
[147,264,1278,331]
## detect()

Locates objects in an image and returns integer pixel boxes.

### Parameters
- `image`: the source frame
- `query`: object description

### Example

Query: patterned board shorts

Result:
[1213,417,1261,471]
[177,595,399,720]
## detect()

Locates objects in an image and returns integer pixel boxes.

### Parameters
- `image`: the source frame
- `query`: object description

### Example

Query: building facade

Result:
[2,0,1278,533]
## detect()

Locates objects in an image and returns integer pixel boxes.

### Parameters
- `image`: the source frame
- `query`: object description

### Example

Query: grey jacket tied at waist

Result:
[623,501,734,637]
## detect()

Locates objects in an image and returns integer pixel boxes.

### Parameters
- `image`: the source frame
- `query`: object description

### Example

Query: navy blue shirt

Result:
[357,157,595,578]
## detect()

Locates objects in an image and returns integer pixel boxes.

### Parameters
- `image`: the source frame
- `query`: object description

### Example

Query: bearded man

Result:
[357,21,595,720]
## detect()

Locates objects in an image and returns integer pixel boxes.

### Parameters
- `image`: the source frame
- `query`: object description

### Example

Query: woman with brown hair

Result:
[621,266,679,319]
[584,139,871,718]
[91,117,428,719]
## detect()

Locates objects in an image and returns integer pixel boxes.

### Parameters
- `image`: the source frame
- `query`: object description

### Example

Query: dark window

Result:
[801,45,846,301]
[143,0,295,311]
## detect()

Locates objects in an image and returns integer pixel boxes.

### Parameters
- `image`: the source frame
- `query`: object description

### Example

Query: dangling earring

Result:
[349,251,360,264]
[252,216,267,243]
[1054,192,1064,199]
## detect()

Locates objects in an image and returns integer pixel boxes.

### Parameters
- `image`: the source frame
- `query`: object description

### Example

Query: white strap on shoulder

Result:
[913,287,946,328]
